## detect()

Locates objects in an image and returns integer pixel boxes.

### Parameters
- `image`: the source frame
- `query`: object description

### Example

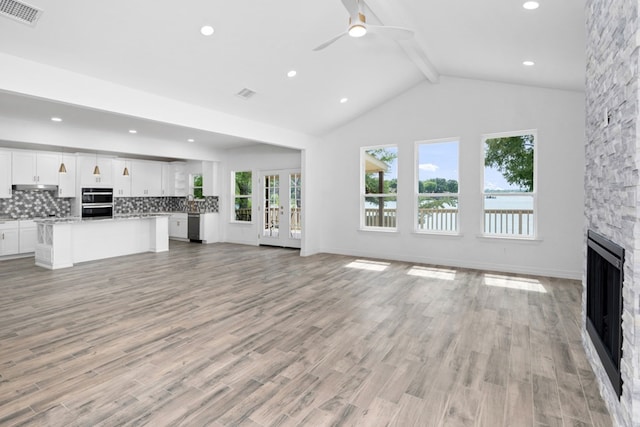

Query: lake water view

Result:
[365,195,534,210]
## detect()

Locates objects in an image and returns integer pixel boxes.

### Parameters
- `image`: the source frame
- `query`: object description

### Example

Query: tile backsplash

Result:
[0,193,219,219]
[114,196,219,214]
[0,190,72,219]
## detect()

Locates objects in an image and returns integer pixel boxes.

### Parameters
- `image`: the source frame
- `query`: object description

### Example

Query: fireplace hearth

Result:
[586,230,623,397]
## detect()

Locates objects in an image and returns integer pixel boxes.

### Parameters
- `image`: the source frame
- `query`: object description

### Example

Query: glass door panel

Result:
[260,169,301,248]
[263,174,280,238]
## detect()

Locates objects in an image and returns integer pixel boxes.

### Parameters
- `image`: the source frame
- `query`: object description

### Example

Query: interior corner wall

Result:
[221,144,301,246]
[317,75,585,279]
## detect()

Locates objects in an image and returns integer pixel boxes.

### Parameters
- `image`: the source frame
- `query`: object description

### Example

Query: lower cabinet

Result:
[19,220,37,253]
[169,213,188,239]
[0,222,19,256]
[200,213,219,244]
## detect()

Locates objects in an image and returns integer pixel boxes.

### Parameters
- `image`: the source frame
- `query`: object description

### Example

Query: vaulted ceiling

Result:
[0,0,585,149]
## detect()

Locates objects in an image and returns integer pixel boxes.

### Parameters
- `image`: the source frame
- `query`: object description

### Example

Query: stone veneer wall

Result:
[584,0,640,425]
[0,190,72,219]
[114,196,219,214]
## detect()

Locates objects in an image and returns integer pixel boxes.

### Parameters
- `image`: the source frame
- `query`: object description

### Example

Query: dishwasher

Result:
[188,213,201,242]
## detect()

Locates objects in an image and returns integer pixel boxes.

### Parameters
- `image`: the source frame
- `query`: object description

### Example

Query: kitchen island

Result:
[34,215,169,269]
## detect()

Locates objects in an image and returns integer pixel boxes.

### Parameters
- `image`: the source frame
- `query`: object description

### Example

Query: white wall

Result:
[222,144,301,245]
[315,76,585,279]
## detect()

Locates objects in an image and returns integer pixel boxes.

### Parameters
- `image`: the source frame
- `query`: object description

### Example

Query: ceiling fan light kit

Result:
[348,13,367,37]
[313,0,414,51]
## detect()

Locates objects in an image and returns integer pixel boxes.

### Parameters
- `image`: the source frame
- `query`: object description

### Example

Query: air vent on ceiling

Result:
[0,0,42,26]
[236,88,256,101]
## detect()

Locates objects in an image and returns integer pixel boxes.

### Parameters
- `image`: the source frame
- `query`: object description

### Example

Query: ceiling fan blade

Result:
[313,32,348,51]
[366,25,414,41]
[341,0,360,18]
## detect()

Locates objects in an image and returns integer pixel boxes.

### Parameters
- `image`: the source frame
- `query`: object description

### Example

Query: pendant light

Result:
[123,160,130,176]
[58,151,67,174]
[93,152,101,176]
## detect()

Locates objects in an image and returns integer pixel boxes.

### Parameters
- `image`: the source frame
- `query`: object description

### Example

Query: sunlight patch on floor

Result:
[346,259,390,271]
[407,266,456,281]
[483,273,547,293]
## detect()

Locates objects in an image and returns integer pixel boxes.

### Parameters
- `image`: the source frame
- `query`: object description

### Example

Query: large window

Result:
[483,131,536,237]
[416,139,459,233]
[361,146,398,229]
[233,171,252,222]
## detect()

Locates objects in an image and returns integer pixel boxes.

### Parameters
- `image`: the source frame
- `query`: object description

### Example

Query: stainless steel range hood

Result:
[12,184,59,191]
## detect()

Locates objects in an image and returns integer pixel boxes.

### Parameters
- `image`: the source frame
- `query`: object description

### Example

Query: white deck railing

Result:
[364,208,534,236]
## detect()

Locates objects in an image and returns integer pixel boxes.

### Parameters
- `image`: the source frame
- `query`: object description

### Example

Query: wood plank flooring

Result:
[0,241,612,426]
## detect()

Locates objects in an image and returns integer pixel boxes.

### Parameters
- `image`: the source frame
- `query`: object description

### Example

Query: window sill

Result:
[477,234,543,243]
[413,231,463,238]
[230,220,253,225]
[358,227,399,234]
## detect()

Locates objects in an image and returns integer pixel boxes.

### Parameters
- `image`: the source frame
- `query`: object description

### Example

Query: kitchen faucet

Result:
[186,194,196,213]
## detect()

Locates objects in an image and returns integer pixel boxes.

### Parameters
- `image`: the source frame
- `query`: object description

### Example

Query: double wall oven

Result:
[81,188,113,219]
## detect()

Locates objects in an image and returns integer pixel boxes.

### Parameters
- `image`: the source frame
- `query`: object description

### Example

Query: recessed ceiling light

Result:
[523,1,539,10]
[287,70,297,78]
[129,129,137,134]
[187,138,195,142]
[523,60,535,66]
[200,25,214,36]
[50,117,62,122]
[340,97,349,104]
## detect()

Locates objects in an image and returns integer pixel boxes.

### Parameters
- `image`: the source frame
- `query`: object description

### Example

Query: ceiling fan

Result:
[313,0,414,51]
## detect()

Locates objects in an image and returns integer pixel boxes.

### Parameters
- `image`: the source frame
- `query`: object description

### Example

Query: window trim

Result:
[360,144,398,231]
[231,170,253,224]
[414,137,461,235]
[481,129,538,239]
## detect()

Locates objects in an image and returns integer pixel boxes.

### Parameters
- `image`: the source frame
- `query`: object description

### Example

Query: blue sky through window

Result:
[418,141,458,182]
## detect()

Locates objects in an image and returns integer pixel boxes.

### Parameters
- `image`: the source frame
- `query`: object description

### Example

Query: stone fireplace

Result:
[584,0,640,425]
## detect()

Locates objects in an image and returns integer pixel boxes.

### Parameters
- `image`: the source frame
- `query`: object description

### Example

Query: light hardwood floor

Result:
[0,241,612,426]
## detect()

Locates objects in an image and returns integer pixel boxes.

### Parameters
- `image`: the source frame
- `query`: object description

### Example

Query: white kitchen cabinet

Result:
[19,220,36,253]
[202,161,219,196]
[169,213,188,239]
[0,221,19,256]
[0,150,11,198]
[78,155,113,187]
[57,155,76,198]
[172,163,187,197]
[12,151,60,186]
[200,213,219,243]
[131,160,162,197]
[112,159,131,197]
[162,162,187,197]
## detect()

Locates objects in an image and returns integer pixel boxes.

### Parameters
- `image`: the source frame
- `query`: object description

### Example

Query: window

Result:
[192,174,203,199]
[416,139,459,233]
[233,171,252,222]
[361,146,398,229]
[482,131,536,237]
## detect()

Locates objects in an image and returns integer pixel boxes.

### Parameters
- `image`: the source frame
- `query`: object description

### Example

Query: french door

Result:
[259,169,301,248]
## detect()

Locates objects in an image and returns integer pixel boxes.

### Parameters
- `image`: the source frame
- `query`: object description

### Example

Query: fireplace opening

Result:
[586,230,623,398]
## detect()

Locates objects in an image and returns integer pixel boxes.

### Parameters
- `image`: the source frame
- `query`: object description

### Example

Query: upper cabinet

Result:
[0,151,11,198]
[57,155,76,198]
[203,161,219,196]
[131,160,162,197]
[78,155,113,188]
[161,162,187,197]
[112,159,131,197]
[12,151,60,186]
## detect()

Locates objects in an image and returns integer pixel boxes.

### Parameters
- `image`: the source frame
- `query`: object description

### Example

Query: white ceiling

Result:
[0,0,585,149]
